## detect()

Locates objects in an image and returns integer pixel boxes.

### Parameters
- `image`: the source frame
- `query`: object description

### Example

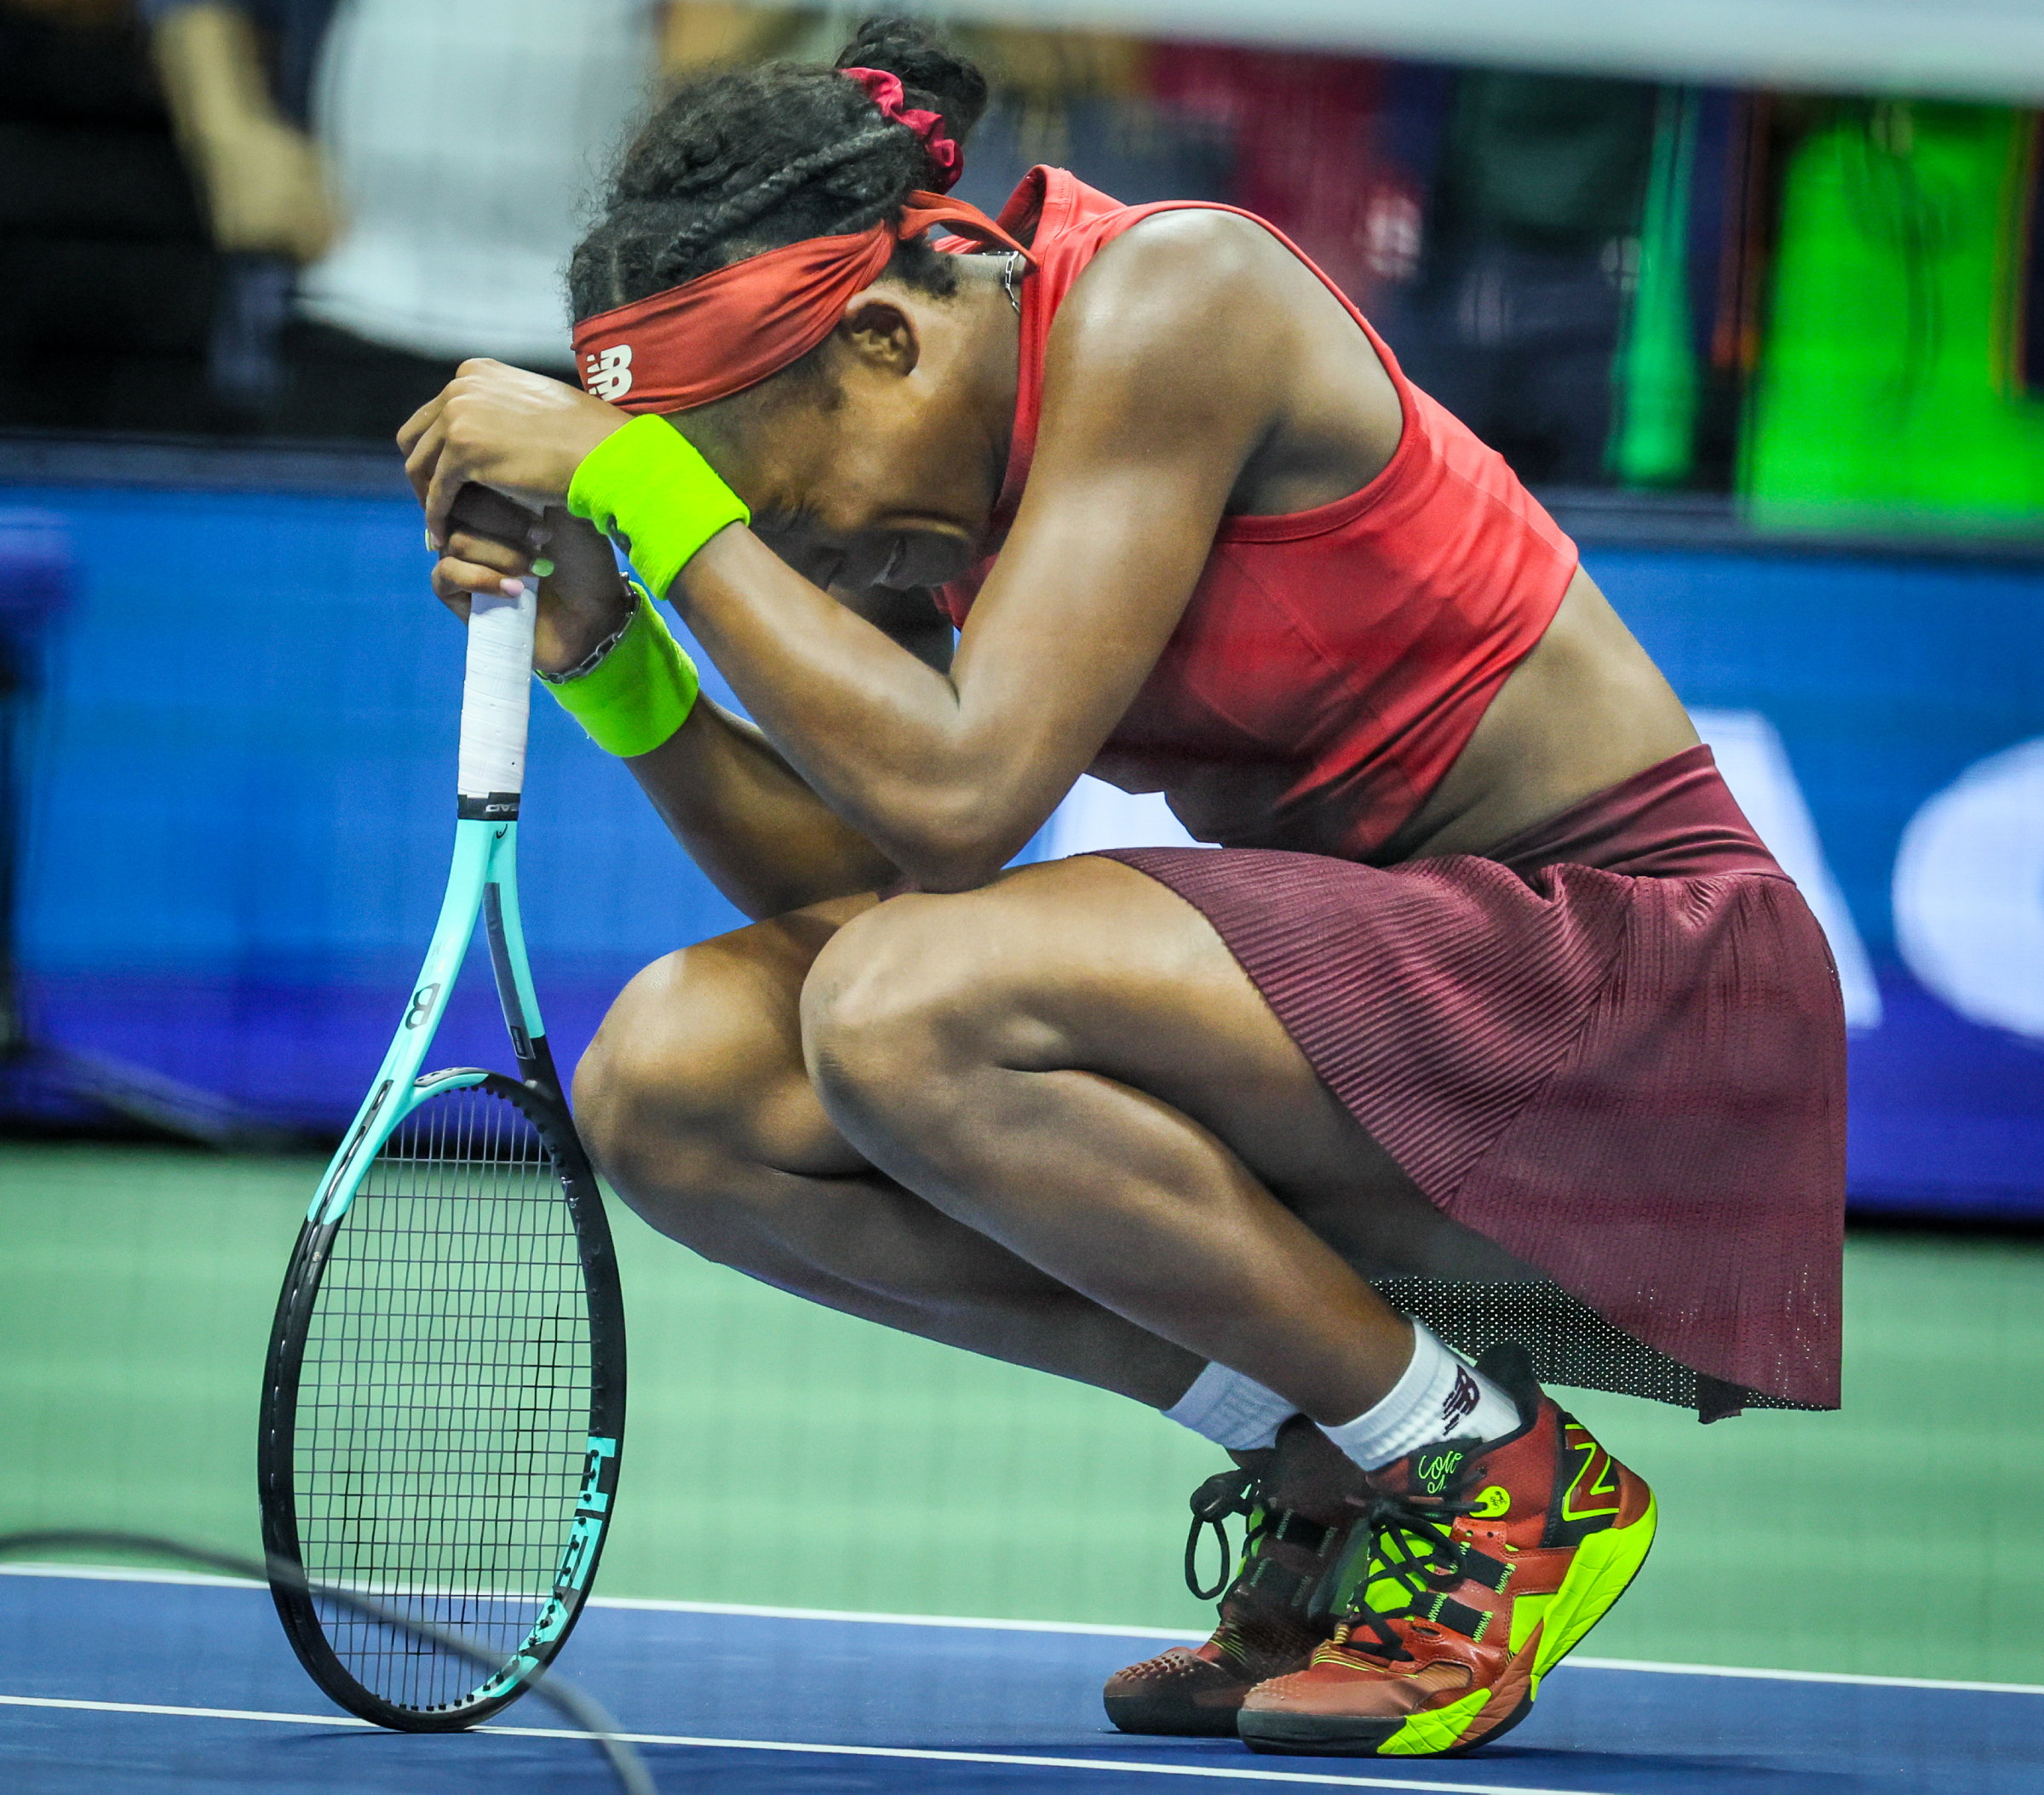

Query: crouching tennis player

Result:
[398,19,1845,1758]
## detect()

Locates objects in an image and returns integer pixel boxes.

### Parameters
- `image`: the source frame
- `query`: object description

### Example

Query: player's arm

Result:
[666,215,1277,890]
[437,494,926,920]
[615,580,951,918]
[409,214,1288,892]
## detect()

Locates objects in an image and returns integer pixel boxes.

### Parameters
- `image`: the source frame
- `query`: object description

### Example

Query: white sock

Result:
[1318,1322,1521,1471]
[1163,1361,1298,1452]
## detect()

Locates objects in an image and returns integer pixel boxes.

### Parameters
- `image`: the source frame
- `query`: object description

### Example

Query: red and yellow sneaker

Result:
[1104,1417,1366,1736]
[1237,1345,1656,1758]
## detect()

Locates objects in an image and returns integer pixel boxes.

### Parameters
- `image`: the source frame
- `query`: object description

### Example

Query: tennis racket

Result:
[257,565,626,1731]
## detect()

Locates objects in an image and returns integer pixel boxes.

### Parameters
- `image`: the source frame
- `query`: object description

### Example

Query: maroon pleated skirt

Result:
[1099,745,1846,1417]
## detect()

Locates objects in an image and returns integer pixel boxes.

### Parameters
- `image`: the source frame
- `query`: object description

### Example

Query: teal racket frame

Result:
[313,813,554,1227]
[260,578,626,1731]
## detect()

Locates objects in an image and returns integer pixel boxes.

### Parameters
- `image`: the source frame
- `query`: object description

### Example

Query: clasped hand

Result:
[398,358,628,550]
[399,361,637,675]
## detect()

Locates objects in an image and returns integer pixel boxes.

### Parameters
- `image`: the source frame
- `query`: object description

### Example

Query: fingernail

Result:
[500,578,525,598]
[531,557,555,578]
[424,528,438,552]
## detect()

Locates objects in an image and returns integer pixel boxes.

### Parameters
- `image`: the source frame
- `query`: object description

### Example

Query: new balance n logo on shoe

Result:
[1559,1422,1623,1525]
[583,345,634,399]
[1237,1368,1658,1760]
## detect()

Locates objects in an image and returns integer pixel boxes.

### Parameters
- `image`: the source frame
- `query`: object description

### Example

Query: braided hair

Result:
[569,16,990,327]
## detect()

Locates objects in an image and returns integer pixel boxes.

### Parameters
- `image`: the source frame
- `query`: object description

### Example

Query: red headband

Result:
[573,191,1031,416]
[571,65,1013,414]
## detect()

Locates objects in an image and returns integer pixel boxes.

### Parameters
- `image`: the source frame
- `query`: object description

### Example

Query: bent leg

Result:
[801,857,1536,1425]
[572,894,1205,1405]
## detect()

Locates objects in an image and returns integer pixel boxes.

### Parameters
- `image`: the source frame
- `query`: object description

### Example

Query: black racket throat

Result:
[481,882,560,1097]
[258,1072,626,1730]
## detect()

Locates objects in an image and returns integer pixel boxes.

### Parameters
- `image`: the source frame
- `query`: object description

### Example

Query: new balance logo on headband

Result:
[583,345,634,400]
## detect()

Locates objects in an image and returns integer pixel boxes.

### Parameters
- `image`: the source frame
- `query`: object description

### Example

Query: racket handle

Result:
[458,582,537,811]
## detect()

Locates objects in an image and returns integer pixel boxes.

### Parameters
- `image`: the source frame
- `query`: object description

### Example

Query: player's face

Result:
[711,280,1011,594]
[730,383,997,596]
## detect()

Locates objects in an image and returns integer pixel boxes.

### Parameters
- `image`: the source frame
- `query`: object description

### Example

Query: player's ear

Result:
[841,297,920,378]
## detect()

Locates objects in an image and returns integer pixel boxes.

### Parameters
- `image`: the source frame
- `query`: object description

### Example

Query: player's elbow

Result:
[885,789,1034,893]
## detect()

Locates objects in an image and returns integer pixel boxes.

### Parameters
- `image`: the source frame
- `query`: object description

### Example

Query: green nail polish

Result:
[531,558,556,578]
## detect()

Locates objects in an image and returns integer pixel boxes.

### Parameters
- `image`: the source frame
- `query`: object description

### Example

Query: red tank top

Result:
[934,169,1581,862]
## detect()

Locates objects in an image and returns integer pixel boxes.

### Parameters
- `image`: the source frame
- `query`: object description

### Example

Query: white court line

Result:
[594,1592,1203,1641]
[0,1694,1612,1795]
[0,1563,261,1591]
[1565,1655,2044,1698]
[8,1563,2044,1697]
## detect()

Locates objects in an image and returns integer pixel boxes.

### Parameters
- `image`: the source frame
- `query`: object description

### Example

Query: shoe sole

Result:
[1239,1491,1658,1759]
[1102,1693,1246,1737]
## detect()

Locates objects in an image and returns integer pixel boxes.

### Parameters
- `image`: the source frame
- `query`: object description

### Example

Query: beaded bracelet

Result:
[537,581,700,759]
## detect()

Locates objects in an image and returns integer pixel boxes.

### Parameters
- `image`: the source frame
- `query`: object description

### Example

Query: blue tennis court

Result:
[3,1568,2037,1795]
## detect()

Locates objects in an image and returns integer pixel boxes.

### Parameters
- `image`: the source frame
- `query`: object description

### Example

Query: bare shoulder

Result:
[1065,209,1300,316]
[1038,209,1305,437]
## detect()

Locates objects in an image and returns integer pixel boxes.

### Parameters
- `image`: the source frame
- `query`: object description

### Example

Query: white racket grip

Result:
[458,583,537,802]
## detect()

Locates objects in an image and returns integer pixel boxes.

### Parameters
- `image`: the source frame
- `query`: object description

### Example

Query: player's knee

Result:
[800,895,986,1135]
[574,944,789,1192]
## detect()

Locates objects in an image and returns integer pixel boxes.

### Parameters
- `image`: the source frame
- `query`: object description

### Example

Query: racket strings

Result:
[294,1085,592,1712]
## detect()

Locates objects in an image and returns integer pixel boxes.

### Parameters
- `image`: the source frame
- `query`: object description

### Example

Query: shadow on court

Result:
[3,1568,2039,1795]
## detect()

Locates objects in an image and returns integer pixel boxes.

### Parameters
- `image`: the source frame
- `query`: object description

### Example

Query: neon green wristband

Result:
[567,413,750,599]
[538,583,700,758]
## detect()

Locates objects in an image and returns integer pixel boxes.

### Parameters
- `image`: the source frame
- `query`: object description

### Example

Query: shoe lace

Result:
[1181,1465,1266,1602]
[1320,1486,1478,1666]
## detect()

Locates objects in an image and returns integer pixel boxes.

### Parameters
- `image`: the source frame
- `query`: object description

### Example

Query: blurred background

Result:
[3,0,2043,1697]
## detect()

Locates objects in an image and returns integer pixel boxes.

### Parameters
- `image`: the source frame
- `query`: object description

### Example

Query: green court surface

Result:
[3,1140,2040,1683]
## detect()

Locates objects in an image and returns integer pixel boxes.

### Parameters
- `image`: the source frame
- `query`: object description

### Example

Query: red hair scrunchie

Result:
[841,66,962,192]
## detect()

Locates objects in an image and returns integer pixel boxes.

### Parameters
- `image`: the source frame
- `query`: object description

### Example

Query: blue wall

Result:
[13,487,744,972]
[5,485,2042,1213]
[6,485,748,1125]
[1598,548,2044,956]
